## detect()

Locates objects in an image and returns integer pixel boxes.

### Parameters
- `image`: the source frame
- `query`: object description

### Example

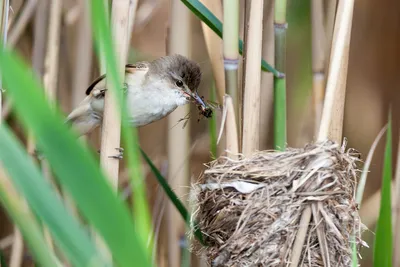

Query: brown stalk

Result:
[199,0,224,104]
[224,95,239,160]
[324,0,337,76]
[259,1,274,150]
[241,0,264,156]
[64,0,94,220]
[39,0,63,253]
[166,1,192,266]
[311,0,326,136]
[127,0,138,52]
[290,1,355,266]
[7,0,37,47]
[97,0,131,259]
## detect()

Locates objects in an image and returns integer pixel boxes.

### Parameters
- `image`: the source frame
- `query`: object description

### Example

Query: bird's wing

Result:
[85,62,150,96]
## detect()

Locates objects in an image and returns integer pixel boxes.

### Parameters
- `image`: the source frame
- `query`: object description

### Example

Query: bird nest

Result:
[189,140,367,266]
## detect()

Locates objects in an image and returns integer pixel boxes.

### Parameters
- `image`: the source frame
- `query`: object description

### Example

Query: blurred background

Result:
[0,0,399,266]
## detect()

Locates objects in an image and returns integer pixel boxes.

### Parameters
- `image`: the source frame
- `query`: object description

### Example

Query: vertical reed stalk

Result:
[66,0,93,220]
[7,0,37,47]
[259,1,274,150]
[273,0,287,151]
[127,0,138,53]
[224,95,239,160]
[223,0,239,129]
[0,0,9,124]
[97,0,131,260]
[290,1,355,266]
[242,0,264,156]
[311,0,326,136]
[167,1,192,266]
[41,0,62,253]
[324,0,337,76]
[199,0,224,104]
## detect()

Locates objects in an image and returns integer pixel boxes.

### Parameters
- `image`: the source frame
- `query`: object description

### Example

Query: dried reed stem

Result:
[224,95,239,160]
[292,1,355,265]
[324,0,337,76]
[259,1,274,150]
[317,0,354,142]
[97,0,131,259]
[65,0,94,221]
[311,0,326,136]
[8,0,37,47]
[0,0,9,124]
[100,0,131,188]
[40,0,63,253]
[223,0,239,130]
[199,0,224,104]
[273,0,287,151]
[9,230,23,267]
[127,0,138,52]
[166,1,192,266]
[242,0,264,156]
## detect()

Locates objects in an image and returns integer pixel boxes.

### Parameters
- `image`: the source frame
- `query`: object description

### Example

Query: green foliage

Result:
[373,112,393,267]
[0,124,103,267]
[89,0,153,256]
[181,0,281,77]
[0,28,151,267]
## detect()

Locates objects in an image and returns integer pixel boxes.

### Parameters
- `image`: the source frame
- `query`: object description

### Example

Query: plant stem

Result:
[242,0,264,156]
[311,0,326,136]
[167,1,192,266]
[223,0,239,129]
[273,0,287,151]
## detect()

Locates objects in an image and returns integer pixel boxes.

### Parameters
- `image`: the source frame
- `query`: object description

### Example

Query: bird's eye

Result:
[176,80,184,87]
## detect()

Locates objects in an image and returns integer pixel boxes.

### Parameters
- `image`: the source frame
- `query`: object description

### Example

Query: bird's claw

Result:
[122,83,128,94]
[109,147,124,160]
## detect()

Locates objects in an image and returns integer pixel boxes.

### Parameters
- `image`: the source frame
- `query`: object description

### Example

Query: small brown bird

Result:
[66,54,209,136]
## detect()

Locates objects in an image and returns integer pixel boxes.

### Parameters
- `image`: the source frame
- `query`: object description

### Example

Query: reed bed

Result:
[0,0,398,267]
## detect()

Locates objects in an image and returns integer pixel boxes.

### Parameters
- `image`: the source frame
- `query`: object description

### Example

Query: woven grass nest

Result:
[189,140,367,267]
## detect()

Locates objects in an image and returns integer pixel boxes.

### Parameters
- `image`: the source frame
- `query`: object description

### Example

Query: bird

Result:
[65,54,209,138]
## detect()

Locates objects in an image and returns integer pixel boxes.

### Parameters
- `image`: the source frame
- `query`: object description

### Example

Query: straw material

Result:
[190,140,366,266]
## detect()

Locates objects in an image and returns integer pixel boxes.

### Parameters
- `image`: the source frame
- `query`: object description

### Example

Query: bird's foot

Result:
[108,147,124,160]
[122,83,129,94]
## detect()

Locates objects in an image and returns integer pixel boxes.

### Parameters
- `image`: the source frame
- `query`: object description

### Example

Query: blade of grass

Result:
[139,148,205,245]
[180,0,280,77]
[89,0,153,258]
[0,125,105,266]
[0,47,151,267]
[373,111,392,267]
[0,168,61,267]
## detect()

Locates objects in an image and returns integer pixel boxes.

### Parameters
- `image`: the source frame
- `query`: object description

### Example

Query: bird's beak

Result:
[191,91,208,109]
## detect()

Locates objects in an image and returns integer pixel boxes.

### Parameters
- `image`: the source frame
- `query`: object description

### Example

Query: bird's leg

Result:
[122,83,129,94]
[97,147,124,160]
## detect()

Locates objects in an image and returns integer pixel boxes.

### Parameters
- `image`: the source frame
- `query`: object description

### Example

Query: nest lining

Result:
[189,140,367,267]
